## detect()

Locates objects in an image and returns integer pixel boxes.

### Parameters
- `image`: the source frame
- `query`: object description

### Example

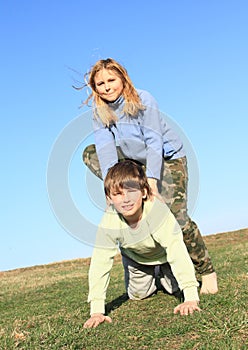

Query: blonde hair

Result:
[104,160,152,200]
[78,58,146,126]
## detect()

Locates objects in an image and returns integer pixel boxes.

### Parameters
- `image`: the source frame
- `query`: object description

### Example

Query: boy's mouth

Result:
[122,204,134,211]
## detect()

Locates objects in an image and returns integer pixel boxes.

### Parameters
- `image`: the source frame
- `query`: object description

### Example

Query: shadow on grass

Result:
[105,293,129,315]
[105,286,184,316]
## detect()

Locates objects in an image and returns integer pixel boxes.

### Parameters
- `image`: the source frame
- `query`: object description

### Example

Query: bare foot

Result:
[200,272,218,294]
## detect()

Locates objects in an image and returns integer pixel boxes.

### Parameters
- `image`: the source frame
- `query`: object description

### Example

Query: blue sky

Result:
[1,0,247,271]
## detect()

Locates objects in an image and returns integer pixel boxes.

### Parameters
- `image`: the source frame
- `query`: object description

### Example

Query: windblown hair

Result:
[77,58,146,126]
[104,160,152,200]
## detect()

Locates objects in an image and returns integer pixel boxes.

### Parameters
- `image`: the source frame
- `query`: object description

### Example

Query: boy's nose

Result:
[123,191,130,202]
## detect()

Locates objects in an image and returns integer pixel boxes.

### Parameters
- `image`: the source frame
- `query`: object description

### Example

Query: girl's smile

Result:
[94,69,124,102]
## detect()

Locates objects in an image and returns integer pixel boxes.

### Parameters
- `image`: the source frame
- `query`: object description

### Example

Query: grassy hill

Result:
[0,228,247,349]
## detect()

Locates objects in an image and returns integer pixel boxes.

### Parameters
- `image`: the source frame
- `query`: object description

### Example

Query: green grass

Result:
[0,229,247,349]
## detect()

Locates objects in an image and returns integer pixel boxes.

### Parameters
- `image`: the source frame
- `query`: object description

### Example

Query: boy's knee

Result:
[127,289,155,300]
[127,281,157,300]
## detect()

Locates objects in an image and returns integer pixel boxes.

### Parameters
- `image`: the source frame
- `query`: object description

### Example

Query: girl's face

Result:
[94,69,124,102]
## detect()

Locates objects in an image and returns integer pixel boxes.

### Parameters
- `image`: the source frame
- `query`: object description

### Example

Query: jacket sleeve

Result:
[139,90,164,179]
[93,117,118,179]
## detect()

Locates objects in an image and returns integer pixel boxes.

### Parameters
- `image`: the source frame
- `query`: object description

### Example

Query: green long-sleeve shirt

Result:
[88,198,199,315]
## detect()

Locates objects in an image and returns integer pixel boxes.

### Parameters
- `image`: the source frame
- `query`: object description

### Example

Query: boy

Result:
[83,160,201,328]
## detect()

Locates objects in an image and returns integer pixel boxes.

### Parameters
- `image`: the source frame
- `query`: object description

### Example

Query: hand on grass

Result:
[83,313,112,328]
[173,301,201,316]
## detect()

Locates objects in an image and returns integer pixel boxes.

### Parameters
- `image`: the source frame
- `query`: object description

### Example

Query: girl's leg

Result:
[82,144,127,180]
[159,157,218,293]
[82,144,103,179]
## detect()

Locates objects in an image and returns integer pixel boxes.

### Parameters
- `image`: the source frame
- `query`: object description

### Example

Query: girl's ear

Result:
[142,188,147,199]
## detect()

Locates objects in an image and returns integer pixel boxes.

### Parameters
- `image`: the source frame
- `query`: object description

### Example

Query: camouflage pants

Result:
[83,144,215,276]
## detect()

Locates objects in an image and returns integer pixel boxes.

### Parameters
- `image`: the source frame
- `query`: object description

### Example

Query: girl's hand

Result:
[147,178,165,203]
[173,301,201,316]
[83,313,112,328]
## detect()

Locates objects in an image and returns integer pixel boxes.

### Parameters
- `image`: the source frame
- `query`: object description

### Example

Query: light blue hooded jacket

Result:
[92,89,185,179]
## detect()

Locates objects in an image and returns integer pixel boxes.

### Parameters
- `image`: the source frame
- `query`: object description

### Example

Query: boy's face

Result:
[108,186,147,223]
[94,69,124,102]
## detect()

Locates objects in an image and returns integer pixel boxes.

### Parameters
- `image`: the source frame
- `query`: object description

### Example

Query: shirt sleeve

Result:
[88,245,117,315]
[93,117,118,179]
[151,202,199,301]
[87,211,119,315]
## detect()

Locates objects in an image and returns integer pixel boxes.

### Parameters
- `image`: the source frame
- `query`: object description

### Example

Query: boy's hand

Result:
[83,313,112,328]
[173,301,201,316]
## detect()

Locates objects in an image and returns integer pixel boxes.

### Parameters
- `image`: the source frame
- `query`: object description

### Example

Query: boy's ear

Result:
[106,196,113,204]
[142,188,148,199]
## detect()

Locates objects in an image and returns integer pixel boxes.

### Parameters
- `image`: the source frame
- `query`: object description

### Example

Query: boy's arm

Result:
[152,202,200,302]
[156,217,201,315]
[87,245,117,315]
[86,213,119,325]
[84,246,116,328]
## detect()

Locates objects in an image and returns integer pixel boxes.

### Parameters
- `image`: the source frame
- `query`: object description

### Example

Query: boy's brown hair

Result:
[104,160,152,199]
